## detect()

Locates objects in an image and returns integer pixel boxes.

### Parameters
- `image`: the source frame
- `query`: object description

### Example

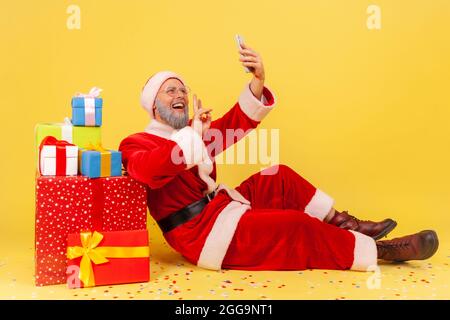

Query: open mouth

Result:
[171,102,185,110]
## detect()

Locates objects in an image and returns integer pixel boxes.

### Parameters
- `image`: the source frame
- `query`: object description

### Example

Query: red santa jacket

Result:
[119,83,276,270]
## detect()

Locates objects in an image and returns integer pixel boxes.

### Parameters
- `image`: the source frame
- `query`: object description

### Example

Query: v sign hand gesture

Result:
[191,94,212,137]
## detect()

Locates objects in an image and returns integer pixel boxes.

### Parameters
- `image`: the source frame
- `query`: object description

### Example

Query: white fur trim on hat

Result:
[140,71,185,118]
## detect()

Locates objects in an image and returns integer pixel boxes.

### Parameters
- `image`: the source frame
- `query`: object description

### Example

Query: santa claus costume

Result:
[119,71,377,272]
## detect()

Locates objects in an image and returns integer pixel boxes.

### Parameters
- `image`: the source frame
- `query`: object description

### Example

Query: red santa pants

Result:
[221,165,377,271]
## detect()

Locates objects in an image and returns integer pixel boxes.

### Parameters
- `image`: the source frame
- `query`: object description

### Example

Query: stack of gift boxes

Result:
[34,87,150,288]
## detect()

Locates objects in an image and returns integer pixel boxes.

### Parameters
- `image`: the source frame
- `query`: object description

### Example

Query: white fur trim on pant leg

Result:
[349,230,378,271]
[304,189,335,221]
[197,201,251,270]
[238,83,276,122]
[170,126,205,166]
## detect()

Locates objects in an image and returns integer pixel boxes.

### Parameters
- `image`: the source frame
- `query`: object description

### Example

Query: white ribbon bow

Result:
[60,117,73,143]
[75,87,103,98]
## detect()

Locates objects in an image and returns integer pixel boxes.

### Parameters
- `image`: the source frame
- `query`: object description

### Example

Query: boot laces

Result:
[380,238,410,249]
[342,211,368,223]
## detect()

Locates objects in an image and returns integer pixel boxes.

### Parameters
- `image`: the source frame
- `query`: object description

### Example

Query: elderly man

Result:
[119,42,438,272]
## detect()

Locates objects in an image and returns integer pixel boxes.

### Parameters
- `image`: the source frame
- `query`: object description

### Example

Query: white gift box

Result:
[39,145,78,176]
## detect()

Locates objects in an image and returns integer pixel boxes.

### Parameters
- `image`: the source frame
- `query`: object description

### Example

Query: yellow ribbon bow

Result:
[66,231,150,287]
[85,142,107,152]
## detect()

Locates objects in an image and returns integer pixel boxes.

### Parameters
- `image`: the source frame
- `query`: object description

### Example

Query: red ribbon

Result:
[39,136,75,176]
[91,178,105,231]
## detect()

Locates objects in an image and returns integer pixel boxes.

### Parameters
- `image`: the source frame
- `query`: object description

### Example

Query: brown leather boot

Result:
[377,230,439,262]
[328,210,397,240]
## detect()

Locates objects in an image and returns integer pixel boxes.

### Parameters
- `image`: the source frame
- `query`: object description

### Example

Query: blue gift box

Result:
[71,97,103,127]
[79,148,122,178]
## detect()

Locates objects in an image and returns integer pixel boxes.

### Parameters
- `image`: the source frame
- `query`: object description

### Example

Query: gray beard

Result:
[155,99,189,130]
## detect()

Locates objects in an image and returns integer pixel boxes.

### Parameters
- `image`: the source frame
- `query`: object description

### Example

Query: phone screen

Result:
[236,35,244,49]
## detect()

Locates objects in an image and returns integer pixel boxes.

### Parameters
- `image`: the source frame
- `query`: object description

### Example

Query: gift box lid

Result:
[41,145,78,158]
[80,149,121,156]
[66,229,150,288]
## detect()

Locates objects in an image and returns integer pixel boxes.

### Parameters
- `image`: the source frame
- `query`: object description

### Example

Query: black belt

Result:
[157,190,217,233]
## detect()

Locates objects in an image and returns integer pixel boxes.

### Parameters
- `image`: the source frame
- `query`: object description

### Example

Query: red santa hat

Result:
[140,71,186,118]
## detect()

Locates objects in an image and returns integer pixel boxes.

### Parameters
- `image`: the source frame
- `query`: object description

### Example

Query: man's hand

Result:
[238,42,265,81]
[238,42,265,100]
[191,94,212,137]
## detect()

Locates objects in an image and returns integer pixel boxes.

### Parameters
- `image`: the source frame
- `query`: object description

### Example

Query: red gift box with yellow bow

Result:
[66,230,150,288]
[35,175,147,286]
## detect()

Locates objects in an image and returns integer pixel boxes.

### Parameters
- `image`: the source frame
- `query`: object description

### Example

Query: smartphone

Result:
[235,34,251,73]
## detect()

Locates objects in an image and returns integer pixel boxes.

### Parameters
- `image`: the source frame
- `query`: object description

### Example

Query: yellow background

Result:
[0,0,449,299]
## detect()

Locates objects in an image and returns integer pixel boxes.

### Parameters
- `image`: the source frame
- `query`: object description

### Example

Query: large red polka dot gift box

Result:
[34,175,148,286]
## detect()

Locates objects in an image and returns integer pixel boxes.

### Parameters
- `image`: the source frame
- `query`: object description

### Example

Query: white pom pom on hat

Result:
[140,71,185,119]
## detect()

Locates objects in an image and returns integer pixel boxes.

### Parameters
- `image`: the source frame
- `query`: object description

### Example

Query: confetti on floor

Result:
[1,223,449,300]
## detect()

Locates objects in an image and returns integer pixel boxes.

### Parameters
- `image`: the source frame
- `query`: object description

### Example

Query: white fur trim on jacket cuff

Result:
[170,126,205,166]
[349,230,378,271]
[304,189,335,221]
[238,83,276,122]
[197,201,251,270]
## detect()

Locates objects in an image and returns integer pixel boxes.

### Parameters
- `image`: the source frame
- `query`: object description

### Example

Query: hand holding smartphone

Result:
[236,34,251,73]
